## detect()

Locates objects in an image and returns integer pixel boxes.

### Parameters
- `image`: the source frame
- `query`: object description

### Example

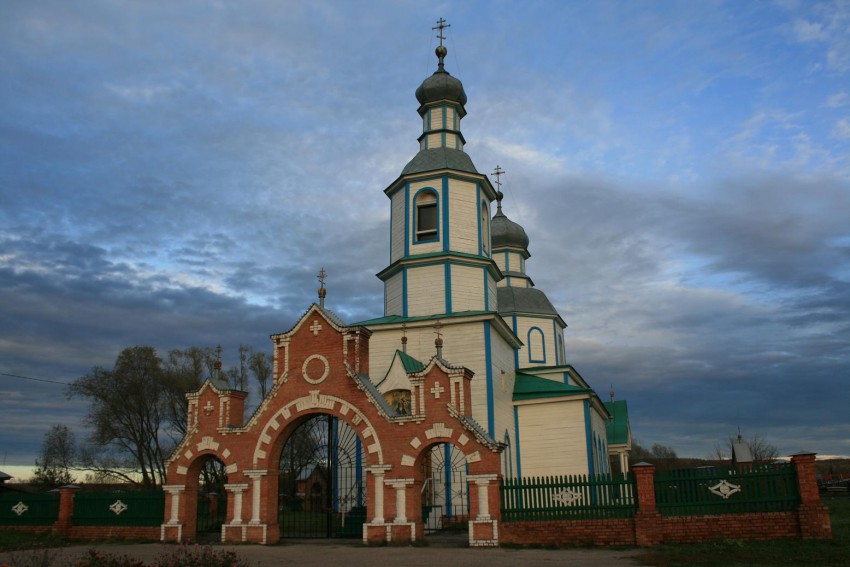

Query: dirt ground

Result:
[0,540,643,567]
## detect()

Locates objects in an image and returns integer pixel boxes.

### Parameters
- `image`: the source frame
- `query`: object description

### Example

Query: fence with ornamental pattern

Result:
[654,462,800,516]
[500,473,637,522]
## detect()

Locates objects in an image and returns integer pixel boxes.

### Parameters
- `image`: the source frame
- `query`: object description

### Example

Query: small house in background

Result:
[604,400,632,476]
[732,433,753,467]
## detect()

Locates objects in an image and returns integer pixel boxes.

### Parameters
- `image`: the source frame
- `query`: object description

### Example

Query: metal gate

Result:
[279,414,366,538]
[422,443,469,533]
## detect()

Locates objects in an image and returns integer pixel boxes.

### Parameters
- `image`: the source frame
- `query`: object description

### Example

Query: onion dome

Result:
[497,287,561,318]
[491,203,530,252]
[415,45,468,110]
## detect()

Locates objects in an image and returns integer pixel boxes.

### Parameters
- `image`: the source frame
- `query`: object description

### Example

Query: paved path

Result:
[1,541,643,567]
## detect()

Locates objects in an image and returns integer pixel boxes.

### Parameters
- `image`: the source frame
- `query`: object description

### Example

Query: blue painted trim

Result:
[483,267,489,311]
[441,131,446,147]
[584,399,595,477]
[504,251,510,272]
[528,326,546,364]
[563,371,570,385]
[332,416,339,511]
[402,268,408,318]
[444,443,452,518]
[476,184,482,256]
[356,436,363,506]
[444,263,452,314]
[412,187,439,245]
[503,430,513,479]
[441,176,450,252]
[442,104,447,129]
[484,322,494,437]
[553,319,559,365]
[513,406,523,482]
[389,191,394,264]
[512,315,519,369]
[505,275,512,287]
[404,183,410,257]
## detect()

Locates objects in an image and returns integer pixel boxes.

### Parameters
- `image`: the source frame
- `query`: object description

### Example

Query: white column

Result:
[385,479,414,524]
[368,465,392,524]
[244,470,267,524]
[620,451,629,475]
[162,485,185,524]
[467,474,498,521]
[224,483,249,525]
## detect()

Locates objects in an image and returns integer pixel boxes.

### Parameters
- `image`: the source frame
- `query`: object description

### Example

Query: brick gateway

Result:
[159,304,504,546]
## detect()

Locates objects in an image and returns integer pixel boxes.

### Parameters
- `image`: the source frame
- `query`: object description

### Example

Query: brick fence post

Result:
[791,452,832,540]
[632,462,662,546]
[53,484,80,536]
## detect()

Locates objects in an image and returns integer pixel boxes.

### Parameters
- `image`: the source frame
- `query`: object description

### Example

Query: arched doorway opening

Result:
[278,413,366,538]
[195,455,227,536]
[421,442,469,534]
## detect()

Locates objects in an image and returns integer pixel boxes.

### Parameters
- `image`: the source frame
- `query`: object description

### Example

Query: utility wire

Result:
[0,372,70,386]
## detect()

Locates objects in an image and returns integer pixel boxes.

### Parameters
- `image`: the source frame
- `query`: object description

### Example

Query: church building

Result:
[355,34,631,481]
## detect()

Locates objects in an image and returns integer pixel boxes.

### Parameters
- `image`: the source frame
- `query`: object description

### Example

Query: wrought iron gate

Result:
[421,443,468,533]
[279,414,366,538]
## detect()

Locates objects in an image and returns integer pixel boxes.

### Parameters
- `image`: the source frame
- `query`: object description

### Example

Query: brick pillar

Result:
[632,462,662,546]
[53,484,79,536]
[791,452,832,540]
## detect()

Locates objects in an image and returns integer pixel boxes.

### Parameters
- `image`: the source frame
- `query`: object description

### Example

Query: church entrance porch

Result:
[278,414,366,538]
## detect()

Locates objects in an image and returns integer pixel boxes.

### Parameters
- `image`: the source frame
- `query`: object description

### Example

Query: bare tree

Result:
[249,351,272,399]
[162,346,214,438]
[32,424,76,489]
[68,346,170,487]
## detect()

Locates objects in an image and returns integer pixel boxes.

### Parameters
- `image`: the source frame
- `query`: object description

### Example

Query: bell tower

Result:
[379,21,501,319]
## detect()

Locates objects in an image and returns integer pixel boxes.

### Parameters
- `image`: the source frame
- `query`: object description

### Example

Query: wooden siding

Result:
[487,272,498,310]
[406,264,444,316]
[450,265,485,312]
[517,400,589,477]
[448,178,479,256]
[429,107,443,130]
[490,332,518,473]
[390,190,406,263]
[384,272,403,316]
[514,316,558,369]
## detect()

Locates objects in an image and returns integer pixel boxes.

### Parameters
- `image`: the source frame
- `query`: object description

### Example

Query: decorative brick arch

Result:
[161,304,503,546]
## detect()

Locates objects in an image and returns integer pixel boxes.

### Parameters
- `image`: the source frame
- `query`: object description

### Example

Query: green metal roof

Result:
[513,371,591,402]
[603,400,630,445]
[354,310,494,327]
[395,349,425,373]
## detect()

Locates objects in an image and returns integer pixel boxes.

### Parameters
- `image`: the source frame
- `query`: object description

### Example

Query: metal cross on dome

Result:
[318,267,327,289]
[433,18,450,46]
[491,165,504,192]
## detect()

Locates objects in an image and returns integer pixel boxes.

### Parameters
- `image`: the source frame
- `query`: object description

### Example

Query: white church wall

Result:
[590,405,610,475]
[489,331,518,474]
[450,265,485,311]
[516,399,588,477]
[447,178,479,256]
[384,272,403,316]
[487,272,497,311]
[390,190,405,263]
[406,264,445,316]
[514,316,558,368]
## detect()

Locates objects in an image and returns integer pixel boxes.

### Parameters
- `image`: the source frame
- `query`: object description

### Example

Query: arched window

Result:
[502,431,513,479]
[414,189,438,242]
[527,327,546,364]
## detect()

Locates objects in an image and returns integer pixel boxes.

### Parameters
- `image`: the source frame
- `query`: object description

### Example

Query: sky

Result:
[1,0,849,475]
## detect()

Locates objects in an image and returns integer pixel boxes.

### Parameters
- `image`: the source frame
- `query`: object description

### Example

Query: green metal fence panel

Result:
[500,473,637,522]
[654,463,799,516]
[0,492,60,526]
[73,490,165,526]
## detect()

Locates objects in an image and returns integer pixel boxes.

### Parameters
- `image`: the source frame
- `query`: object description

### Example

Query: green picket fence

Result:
[654,463,799,516]
[0,492,60,526]
[73,490,165,526]
[500,473,637,522]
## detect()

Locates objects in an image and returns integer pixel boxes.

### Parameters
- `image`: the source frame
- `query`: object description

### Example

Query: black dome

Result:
[491,210,529,251]
[415,69,468,107]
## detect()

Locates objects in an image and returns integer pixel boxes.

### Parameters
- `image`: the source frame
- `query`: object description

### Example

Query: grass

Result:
[635,497,850,567]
